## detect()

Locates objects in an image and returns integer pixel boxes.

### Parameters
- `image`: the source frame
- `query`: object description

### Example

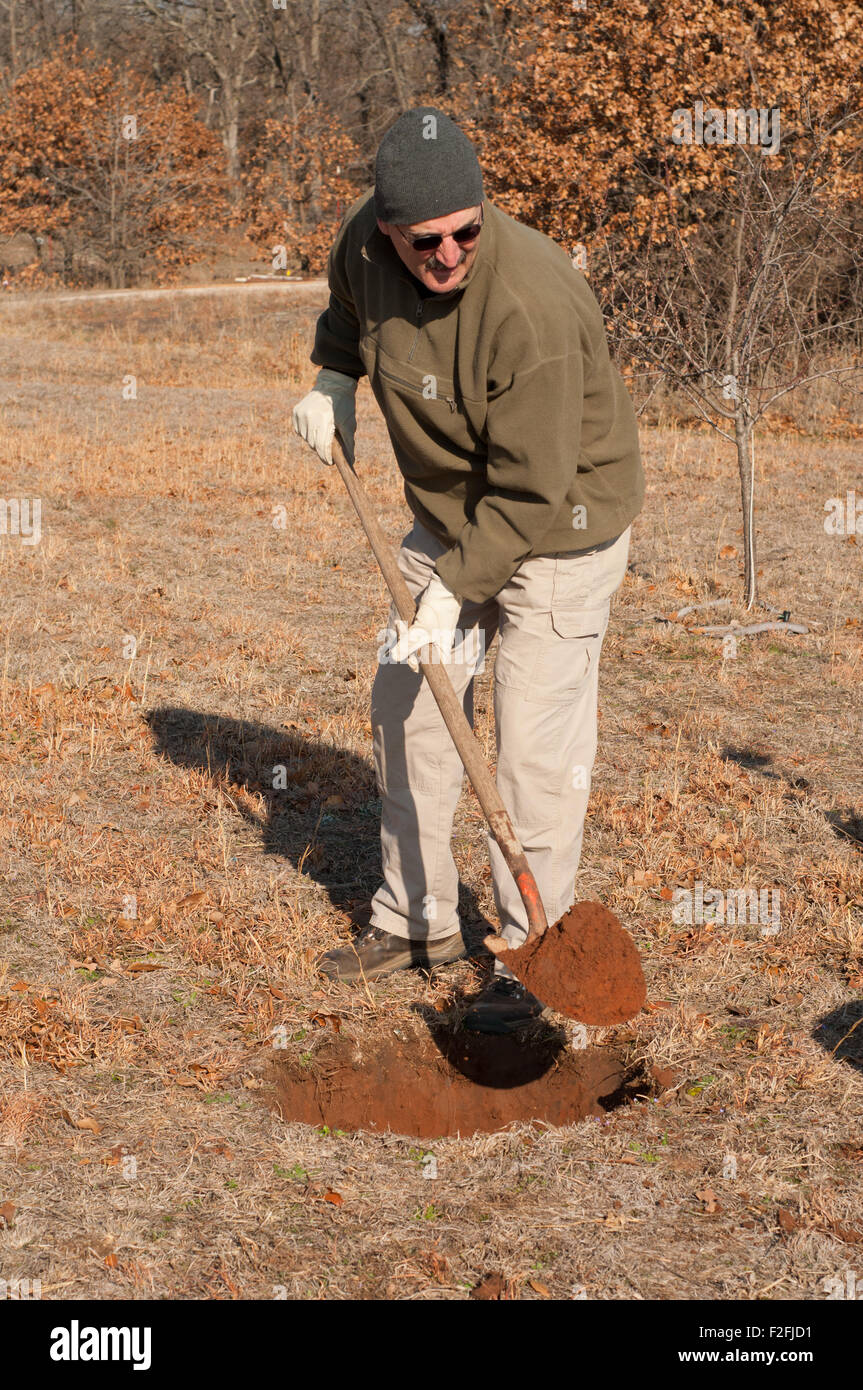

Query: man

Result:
[292,107,644,1034]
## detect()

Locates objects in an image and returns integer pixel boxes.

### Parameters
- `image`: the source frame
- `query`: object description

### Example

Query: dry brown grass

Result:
[0,287,860,1300]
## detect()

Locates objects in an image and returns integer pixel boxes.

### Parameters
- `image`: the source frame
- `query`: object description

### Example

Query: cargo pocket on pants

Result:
[523,603,608,704]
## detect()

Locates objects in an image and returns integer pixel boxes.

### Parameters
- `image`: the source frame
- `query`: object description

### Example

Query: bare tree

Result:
[0,49,228,287]
[0,0,18,85]
[605,91,863,608]
[401,0,449,95]
[137,0,264,190]
[359,0,411,114]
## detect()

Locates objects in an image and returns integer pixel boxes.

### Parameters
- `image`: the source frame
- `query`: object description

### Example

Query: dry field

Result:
[0,286,860,1302]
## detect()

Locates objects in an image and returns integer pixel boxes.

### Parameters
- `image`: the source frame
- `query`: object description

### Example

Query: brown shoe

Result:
[317,925,466,983]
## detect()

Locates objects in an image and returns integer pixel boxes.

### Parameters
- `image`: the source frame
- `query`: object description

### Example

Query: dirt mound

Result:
[268,1025,637,1138]
[494,901,646,1025]
[470,1272,511,1300]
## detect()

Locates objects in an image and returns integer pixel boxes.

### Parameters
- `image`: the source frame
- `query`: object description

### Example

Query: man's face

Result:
[376,204,483,294]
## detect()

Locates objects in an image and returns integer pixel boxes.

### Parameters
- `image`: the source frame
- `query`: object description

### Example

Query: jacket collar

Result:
[360,199,489,300]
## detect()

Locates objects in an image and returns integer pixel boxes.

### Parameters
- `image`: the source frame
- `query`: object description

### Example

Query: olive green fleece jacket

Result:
[310,187,644,605]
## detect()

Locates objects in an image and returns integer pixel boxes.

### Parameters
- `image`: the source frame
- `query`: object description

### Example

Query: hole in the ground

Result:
[266,1025,644,1138]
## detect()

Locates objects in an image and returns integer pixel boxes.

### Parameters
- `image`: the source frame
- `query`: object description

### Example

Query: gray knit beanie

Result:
[374,107,484,225]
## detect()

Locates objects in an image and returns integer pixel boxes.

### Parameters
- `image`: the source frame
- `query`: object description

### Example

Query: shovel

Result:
[330,436,645,1026]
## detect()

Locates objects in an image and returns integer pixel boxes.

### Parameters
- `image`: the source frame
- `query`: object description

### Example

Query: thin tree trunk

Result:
[403,0,449,93]
[735,408,757,608]
[9,0,17,84]
[363,0,410,112]
[221,76,241,196]
[306,0,323,225]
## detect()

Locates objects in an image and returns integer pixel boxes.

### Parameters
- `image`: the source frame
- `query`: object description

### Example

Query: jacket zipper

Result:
[379,364,458,413]
[407,298,424,362]
[395,297,457,411]
[378,364,427,394]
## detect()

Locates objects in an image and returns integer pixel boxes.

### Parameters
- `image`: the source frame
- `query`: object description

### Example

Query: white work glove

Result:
[291,367,357,465]
[391,573,462,672]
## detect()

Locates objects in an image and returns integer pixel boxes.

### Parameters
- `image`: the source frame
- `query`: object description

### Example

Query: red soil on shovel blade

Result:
[268,1028,633,1138]
[494,901,646,1026]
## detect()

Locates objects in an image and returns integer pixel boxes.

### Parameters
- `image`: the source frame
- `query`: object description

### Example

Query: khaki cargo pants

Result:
[370,518,631,973]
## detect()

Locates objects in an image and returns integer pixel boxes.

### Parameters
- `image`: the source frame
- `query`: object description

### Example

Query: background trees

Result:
[0,43,228,286]
[0,1,860,600]
[2,2,858,305]
[608,99,863,606]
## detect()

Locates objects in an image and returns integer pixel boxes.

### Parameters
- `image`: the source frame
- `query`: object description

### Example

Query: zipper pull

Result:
[445,396,456,412]
[416,301,424,320]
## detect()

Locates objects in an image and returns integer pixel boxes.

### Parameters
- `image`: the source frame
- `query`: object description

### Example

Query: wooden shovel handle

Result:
[330,435,548,945]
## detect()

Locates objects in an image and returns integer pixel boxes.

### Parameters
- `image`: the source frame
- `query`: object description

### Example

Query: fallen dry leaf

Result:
[176,891,207,910]
[0,1201,15,1227]
[310,1012,342,1032]
[100,1144,131,1167]
[61,1110,102,1135]
[696,1188,722,1214]
[828,1219,863,1246]
[527,1278,551,1297]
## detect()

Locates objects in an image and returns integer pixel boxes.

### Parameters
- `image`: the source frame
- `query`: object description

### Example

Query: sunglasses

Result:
[395,206,484,253]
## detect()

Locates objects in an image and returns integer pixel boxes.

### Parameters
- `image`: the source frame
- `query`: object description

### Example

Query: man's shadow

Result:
[144,705,488,940]
[813,1001,863,1076]
[411,1001,570,1087]
[145,705,574,1083]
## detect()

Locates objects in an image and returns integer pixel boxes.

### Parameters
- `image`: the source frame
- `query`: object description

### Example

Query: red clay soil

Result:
[470,1272,512,1300]
[494,901,647,1026]
[267,1027,634,1138]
